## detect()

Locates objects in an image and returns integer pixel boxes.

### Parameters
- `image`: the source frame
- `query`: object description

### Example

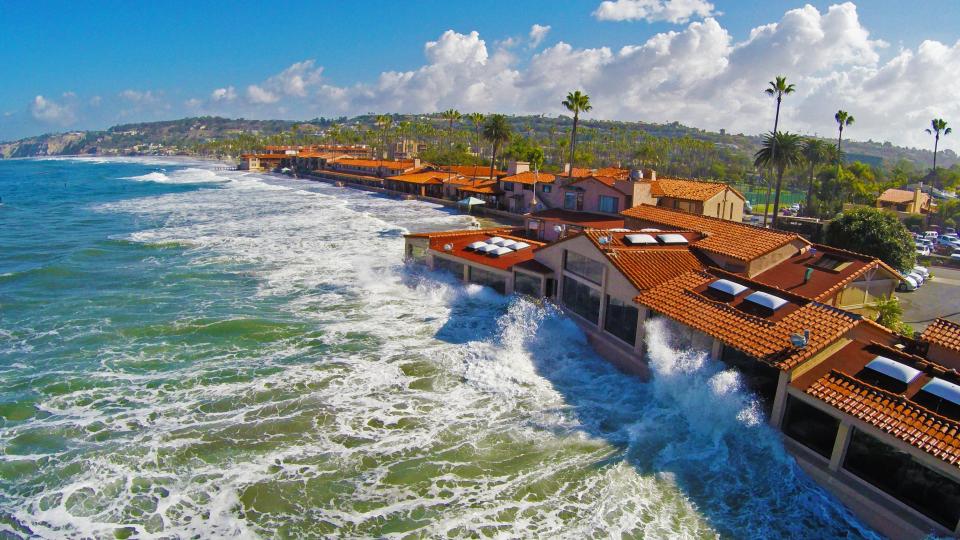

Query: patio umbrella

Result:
[458,196,486,214]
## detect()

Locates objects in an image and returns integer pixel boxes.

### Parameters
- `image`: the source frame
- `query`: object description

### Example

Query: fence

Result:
[733,184,806,207]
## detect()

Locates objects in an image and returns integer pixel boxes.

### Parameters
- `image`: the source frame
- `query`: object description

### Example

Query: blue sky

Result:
[2,1,959,151]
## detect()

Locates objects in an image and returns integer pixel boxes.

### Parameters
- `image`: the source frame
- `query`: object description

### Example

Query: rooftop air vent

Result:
[443,243,453,252]
[743,291,789,311]
[657,233,688,245]
[708,279,749,297]
[623,234,658,246]
[865,356,922,384]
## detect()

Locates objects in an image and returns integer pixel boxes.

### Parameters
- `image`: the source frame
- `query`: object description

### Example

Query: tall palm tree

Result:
[754,131,803,228]
[926,118,952,172]
[762,76,796,226]
[440,109,461,148]
[375,114,393,160]
[800,138,829,216]
[482,115,512,182]
[562,90,592,174]
[466,112,485,157]
[834,110,854,158]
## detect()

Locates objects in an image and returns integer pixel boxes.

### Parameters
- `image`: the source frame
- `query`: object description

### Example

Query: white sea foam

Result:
[1,161,878,539]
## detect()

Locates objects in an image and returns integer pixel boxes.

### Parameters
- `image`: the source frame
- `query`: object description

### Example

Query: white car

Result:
[915,243,931,256]
[899,275,919,292]
[912,265,930,279]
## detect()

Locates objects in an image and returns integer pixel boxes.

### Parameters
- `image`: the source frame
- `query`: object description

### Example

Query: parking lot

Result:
[900,264,960,331]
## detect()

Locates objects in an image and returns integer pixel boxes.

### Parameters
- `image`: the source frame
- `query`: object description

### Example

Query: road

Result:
[900,265,960,330]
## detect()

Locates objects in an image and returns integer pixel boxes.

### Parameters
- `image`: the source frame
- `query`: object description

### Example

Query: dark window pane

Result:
[604,295,638,345]
[721,346,778,415]
[562,275,601,324]
[564,251,604,284]
[844,428,960,529]
[434,257,464,278]
[514,272,541,296]
[469,266,506,294]
[782,396,839,458]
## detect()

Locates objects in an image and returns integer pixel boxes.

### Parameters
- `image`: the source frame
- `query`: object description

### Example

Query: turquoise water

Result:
[0,158,877,538]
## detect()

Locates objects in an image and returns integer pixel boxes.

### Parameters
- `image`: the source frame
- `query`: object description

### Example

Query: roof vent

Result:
[790,329,810,348]
[598,236,611,245]
[657,233,688,245]
[921,378,960,406]
[708,279,749,297]
[744,291,788,311]
[865,356,922,384]
[623,234,657,246]
[443,243,453,252]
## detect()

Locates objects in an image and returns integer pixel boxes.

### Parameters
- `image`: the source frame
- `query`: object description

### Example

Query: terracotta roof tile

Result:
[334,158,414,169]
[806,370,960,467]
[634,269,859,370]
[621,204,807,262]
[386,171,453,185]
[581,230,705,290]
[647,179,733,202]
[419,230,546,271]
[877,188,929,205]
[922,319,960,353]
[439,165,506,178]
[500,171,557,184]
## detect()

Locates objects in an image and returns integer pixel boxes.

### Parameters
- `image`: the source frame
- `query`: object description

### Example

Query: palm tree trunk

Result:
[934,134,939,172]
[772,166,785,228]
[764,98,782,228]
[569,114,579,173]
[489,143,498,187]
[805,165,815,217]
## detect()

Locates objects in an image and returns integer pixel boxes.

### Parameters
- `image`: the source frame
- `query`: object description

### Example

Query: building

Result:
[384,170,451,198]
[390,139,427,160]
[877,188,933,216]
[327,158,420,179]
[524,208,624,242]
[402,203,936,538]
[239,153,290,172]
[633,173,746,221]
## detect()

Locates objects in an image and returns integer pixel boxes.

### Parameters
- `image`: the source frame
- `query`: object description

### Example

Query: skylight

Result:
[512,242,531,250]
[921,378,960,406]
[708,279,749,297]
[490,246,514,257]
[487,237,505,244]
[465,241,487,251]
[496,239,517,248]
[865,356,922,384]
[640,228,661,232]
[476,243,499,253]
[744,291,789,311]
[623,234,657,246]
[657,233,688,245]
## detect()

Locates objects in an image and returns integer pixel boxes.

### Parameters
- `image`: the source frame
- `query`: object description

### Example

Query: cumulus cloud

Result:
[529,24,551,48]
[30,94,77,125]
[211,86,237,101]
[243,60,324,105]
[593,0,715,23]
[119,89,161,104]
[246,85,279,104]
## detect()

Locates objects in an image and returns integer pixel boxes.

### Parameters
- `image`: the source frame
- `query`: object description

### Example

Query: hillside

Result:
[1,115,955,171]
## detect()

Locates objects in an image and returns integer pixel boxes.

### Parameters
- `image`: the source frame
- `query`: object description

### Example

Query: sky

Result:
[2,0,959,152]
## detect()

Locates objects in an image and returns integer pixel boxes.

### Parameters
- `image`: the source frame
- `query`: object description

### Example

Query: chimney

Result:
[562,162,571,175]
[913,187,922,212]
[508,161,530,175]
[644,168,657,181]
[413,158,421,169]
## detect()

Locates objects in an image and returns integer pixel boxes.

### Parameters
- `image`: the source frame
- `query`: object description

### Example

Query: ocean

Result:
[0,158,878,538]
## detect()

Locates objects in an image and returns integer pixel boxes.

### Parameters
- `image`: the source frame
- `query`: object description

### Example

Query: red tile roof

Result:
[594,167,632,180]
[877,188,929,206]
[648,178,741,202]
[457,180,501,195]
[412,229,545,272]
[386,171,452,185]
[525,208,624,229]
[634,269,859,370]
[580,230,705,290]
[440,165,506,178]
[621,204,807,262]
[334,158,415,170]
[500,171,557,184]
[806,370,960,467]
[751,244,902,302]
[923,319,960,353]
[241,153,289,159]
[569,175,632,195]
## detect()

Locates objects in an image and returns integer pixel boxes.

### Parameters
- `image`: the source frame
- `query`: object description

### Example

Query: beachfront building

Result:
[240,153,290,172]
[524,208,624,242]
[328,158,420,178]
[383,170,450,198]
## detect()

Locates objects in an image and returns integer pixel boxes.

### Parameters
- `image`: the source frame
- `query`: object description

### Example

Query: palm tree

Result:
[800,138,829,216]
[926,118,952,172]
[754,131,803,228]
[482,115,512,182]
[762,76,796,225]
[562,90,592,174]
[466,112,485,157]
[375,114,393,160]
[834,110,854,158]
[440,109,461,148]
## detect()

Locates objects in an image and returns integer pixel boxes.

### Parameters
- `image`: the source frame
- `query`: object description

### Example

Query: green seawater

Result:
[0,158,878,538]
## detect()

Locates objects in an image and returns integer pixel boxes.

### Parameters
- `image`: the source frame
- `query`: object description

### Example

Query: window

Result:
[469,266,507,294]
[604,296,639,345]
[434,257,464,278]
[407,243,427,262]
[562,275,601,324]
[721,346,779,415]
[564,251,604,284]
[540,184,552,193]
[522,183,533,191]
[502,181,515,192]
[599,195,618,213]
[782,396,839,459]
[844,428,960,528]
[564,192,577,210]
[514,272,541,296]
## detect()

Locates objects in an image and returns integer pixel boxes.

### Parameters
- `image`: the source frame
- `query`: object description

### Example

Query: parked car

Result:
[744,201,753,214]
[898,275,920,292]
[912,265,930,279]
[947,227,957,236]
[939,236,960,250]
[924,230,940,240]
[790,203,801,213]
[916,243,931,256]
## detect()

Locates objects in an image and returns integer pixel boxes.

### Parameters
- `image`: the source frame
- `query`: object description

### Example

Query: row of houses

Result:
[403,204,960,538]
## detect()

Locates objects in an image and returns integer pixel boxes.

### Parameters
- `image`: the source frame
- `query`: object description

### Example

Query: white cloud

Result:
[246,85,279,104]
[30,94,77,125]
[119,89,161,104]
[211,86,237,101]
[593,0,715,23]
[529,24,551,48]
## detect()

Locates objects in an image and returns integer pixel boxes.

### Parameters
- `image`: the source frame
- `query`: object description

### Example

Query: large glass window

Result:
[502,181,515,192]
[604,296,639,345]
[844,428,960,529]
[564,192,577,210]
[721,346,779,415]
[514,272,541,297]
[407,243,427,262]
[434,257,464,278]
[599,195,618,213]
[782,396,839,459]
[564,251,604,284]
[469,266,506,294]
[562,275,601,324]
